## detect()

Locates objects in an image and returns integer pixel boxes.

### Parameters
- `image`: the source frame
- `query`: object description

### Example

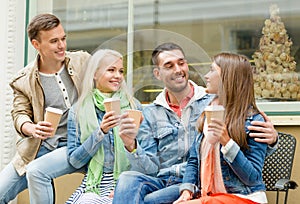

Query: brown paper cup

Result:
[205,105,225,124]
[44,107,63,137]
[126,109,142,130]
[104,98,121,115]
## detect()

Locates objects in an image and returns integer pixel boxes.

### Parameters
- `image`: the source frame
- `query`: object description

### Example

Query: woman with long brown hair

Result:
[174,53,268,204]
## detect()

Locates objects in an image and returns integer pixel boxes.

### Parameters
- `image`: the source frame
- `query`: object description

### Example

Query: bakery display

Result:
[252,4,300,100]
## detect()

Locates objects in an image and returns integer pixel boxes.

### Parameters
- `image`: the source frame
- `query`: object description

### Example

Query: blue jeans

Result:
[113,171,181,204]
[0,144,78,204]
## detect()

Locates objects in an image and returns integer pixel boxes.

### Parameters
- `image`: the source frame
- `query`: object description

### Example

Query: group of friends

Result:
[0,13,278,204]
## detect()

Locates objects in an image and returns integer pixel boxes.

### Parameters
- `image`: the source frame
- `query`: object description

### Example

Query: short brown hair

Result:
[151,42,185,66]
[27,13,61,41]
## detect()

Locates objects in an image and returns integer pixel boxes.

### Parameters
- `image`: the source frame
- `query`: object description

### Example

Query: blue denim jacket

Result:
[125,81,215,179]
[67,101,142,172]
[180,113,268,195]
[67,107,115,172]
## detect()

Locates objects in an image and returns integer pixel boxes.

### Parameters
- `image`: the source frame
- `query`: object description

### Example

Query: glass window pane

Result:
[53,0,128,53]
[51,0,300,110]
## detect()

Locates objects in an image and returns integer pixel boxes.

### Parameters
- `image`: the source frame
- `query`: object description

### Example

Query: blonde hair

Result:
[77,49,136,116]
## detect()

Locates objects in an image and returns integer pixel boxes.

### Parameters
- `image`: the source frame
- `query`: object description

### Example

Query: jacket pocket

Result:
[156,128,174,140]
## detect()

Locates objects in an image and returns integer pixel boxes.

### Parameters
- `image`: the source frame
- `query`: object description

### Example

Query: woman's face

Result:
[94,57,124,93]
[204,62,221,94]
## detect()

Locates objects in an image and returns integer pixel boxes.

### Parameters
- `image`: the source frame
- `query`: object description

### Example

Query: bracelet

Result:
[130,148,137,154]
[127,140,137,152]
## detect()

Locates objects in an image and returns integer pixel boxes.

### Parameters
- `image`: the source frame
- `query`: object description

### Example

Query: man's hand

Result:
[22,121,54,140]
[173,190,193,203]
[248,111,278,145]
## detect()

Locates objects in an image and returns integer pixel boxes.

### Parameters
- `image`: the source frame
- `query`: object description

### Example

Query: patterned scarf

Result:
[79,88,131,194]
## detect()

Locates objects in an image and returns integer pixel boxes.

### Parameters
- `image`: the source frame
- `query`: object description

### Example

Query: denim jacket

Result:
[67,100,142,171]
[180,113,268,196]
[67,107,113,171]
[125,81,215,178]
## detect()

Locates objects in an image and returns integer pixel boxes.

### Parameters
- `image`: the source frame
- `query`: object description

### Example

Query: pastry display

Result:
[252,4,299,100]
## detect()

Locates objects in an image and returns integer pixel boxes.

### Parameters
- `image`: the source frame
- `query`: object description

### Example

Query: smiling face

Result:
[31,24,66,67]
[94,56,124,93]
[205,62,221,94]
[153,49,189,94]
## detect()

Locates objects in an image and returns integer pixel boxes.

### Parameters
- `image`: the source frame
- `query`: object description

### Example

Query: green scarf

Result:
[79,88,131,194]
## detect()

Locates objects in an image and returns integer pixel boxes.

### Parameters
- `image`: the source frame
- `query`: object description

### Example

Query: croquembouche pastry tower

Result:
[252,4,300,100]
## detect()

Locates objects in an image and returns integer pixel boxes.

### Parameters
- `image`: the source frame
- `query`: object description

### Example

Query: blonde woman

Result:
[66,49,141,203]
[174,53,268,204]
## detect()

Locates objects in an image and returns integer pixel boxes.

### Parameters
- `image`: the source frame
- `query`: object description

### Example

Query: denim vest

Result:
[181,113,267,195]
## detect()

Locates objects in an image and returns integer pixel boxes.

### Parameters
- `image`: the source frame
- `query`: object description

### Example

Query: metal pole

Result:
[127,0,134,95]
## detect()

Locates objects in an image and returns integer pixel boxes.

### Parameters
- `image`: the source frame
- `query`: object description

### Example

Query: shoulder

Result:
[65,50,91,64]
[133,98,143,111]
[143,103,159,111]
[248,112,265,122]
[65,51,91,72]
[142,103,158,115]
[9,61,35,86]
[190,81,215,102]
[194,93,215,105]
[66,50,90,59]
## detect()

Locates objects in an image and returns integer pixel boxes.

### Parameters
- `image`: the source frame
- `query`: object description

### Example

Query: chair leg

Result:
[51,179,56,204]
[276,190,279,204]
[284,190,289,204]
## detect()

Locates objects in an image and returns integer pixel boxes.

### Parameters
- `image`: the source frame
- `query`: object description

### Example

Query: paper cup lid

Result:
[46,107,63,114]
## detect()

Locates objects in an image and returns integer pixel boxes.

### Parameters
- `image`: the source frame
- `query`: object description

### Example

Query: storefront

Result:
[1,0,299,203]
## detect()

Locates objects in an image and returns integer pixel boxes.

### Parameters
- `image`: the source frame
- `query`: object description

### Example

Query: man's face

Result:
[31,24,66,64]
[154,49,189,93]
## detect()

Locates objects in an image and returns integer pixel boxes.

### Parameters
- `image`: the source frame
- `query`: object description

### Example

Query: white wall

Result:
[0,0,26,170]
[0,0,55,171]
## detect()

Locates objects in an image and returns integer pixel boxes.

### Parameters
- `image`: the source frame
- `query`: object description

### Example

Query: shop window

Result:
[27,0,300,119]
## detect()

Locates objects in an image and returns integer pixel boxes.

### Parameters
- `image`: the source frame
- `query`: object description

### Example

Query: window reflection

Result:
[52,0,300,104]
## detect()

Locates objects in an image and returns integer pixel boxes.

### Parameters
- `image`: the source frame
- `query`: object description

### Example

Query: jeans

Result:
[0,144,78,204]
[113,171,181,204]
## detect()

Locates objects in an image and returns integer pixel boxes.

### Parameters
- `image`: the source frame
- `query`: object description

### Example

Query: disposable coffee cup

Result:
[126,109,142,130]
[205,105,225,124]
[104,98,121,115]
[44,107,63,137]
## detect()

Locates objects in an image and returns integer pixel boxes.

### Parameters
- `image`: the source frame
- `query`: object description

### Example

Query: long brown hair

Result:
[199,53,259,150]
